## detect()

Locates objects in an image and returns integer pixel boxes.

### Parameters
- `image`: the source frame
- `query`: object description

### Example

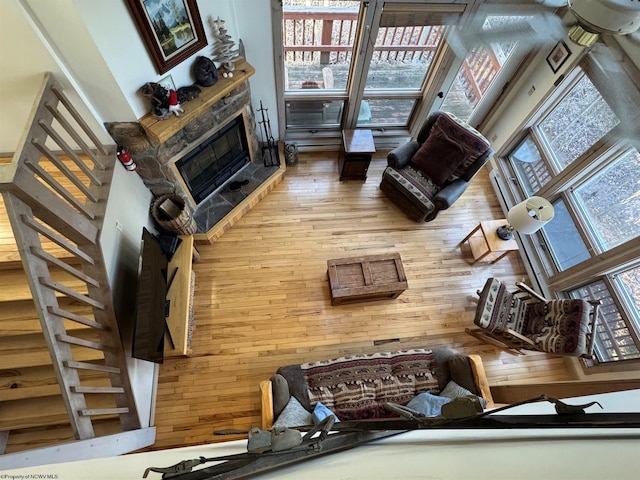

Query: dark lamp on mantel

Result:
[497,196,555,241]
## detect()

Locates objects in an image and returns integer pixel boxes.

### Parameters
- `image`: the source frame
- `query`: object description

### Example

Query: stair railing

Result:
[0,72,140,440]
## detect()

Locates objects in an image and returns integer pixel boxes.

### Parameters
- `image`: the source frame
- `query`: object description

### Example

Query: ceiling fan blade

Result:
[448,12,567,60]
[588,41,640,143]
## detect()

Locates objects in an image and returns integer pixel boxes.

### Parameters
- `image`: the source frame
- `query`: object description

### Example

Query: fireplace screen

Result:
[175,115,250,204]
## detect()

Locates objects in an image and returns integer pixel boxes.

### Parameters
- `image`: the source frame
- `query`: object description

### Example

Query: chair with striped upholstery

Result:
[466,278,601,359]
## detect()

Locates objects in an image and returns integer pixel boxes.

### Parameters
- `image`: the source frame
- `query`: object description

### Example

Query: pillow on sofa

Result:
[440,380,488,408]
[406,392,451,417]
[410,124,466,186]
[273,396,313,428]
[447,355,479,395]
[312,402,340,424]
[270,373,291,419]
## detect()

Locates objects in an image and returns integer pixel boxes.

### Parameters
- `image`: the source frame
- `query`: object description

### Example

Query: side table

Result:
[459,219,519,265]
[339,129,375,180]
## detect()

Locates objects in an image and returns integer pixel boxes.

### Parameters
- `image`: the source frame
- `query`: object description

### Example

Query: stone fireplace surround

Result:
[106,77,282,241]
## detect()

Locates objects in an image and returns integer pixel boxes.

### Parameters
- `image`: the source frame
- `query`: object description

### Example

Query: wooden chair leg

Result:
[465,328,524,356]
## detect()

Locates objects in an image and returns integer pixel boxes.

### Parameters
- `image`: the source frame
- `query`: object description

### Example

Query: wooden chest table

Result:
[338,129,376,180]
[327,253,408,305]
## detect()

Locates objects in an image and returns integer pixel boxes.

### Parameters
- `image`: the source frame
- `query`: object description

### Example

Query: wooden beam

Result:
[138,59,255,144]
[491,380,640,404]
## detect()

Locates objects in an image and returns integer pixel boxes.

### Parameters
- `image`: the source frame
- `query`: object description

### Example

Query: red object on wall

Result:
[117,147,137,171]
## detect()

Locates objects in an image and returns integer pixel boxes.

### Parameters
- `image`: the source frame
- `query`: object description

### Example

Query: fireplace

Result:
[175,114,250,205]
[105,70,284,239]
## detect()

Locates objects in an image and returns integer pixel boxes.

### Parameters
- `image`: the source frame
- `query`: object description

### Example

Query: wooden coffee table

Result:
[327,253,408,305]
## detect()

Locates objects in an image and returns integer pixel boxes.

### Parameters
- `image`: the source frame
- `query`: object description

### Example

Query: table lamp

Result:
[497,196,554,240]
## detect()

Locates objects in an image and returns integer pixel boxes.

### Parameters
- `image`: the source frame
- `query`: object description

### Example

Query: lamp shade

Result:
[507,196,554,235]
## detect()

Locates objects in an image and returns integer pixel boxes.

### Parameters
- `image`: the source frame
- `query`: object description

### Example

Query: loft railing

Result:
[0,73,141,443]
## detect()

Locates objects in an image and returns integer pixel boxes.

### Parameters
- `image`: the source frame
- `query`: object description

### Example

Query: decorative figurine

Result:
[167,89,184,116]
[176,85,202,103]
[139,82,170,120]
[193,56,218,87]
[211,17,240,72]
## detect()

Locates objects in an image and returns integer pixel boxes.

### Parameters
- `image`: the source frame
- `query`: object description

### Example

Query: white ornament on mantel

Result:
[211,16,240,72]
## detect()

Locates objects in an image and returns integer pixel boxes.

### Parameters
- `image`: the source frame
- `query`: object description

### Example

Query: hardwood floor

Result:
[151,152,573,450]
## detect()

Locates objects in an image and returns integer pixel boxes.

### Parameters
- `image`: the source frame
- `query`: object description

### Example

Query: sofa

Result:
[259,347,494,429]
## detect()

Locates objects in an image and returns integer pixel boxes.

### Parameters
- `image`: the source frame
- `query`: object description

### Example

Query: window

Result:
[441,15,529,122]
[501,53,640,364]
[280,1,463,131]
[276,1,528,140]
[569,277,640,362]
[282,0,360,129]
[538,74,619,170]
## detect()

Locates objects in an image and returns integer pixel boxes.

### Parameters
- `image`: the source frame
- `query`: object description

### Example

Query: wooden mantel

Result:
[138,59,256,144]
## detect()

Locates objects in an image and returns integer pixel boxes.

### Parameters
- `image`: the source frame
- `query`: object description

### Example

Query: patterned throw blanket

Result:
[300,349,439,420]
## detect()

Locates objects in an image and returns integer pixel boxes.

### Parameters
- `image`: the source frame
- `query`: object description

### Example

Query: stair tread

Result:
[0,327,101,352]
[0,267,89,303]
[0,197,81,268]
[0,297,95,336]
[3,417,122,455]
[1,349,105,370]
[0,394,119,430]
[0,364,111,401]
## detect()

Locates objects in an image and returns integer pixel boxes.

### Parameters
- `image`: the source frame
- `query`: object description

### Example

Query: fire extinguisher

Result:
[117,146,137,171]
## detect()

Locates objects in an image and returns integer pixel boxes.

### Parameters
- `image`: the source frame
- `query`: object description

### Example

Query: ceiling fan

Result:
[448,0,640,54]
[564,0,640,45]
[447,0,640,143]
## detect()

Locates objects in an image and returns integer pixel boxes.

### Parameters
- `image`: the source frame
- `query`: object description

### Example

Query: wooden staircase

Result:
[0,73,153,465]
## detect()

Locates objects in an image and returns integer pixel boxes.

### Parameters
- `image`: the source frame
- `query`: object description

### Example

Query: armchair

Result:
[466,277,601,359]
[380,111,493,222]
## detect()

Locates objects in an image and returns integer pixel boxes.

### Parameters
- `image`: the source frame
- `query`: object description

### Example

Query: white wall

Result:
[232,1,279,138]
[3,390,640,479]
[73,0,223,120]
[483,34,587,154]
[101,161,158,428]
[0,0,82,152]
[0,0,278,153]
[64,0,276,125]
[21,0,136,124]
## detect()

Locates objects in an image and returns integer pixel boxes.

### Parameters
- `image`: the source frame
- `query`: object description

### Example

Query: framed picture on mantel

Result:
[126,0,207,74]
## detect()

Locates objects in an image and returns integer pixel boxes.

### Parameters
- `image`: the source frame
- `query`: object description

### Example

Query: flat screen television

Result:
[132,227,168,364]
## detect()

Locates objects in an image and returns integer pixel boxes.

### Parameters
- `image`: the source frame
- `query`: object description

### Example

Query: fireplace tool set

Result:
[257,101,279,167]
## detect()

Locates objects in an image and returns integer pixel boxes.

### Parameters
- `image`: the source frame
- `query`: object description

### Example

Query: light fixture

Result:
[497,196,555,240]
[567,0,640,46]
[568,24,599,47]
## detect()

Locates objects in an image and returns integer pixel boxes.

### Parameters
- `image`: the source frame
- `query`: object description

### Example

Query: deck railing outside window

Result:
[282,9,501,108]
